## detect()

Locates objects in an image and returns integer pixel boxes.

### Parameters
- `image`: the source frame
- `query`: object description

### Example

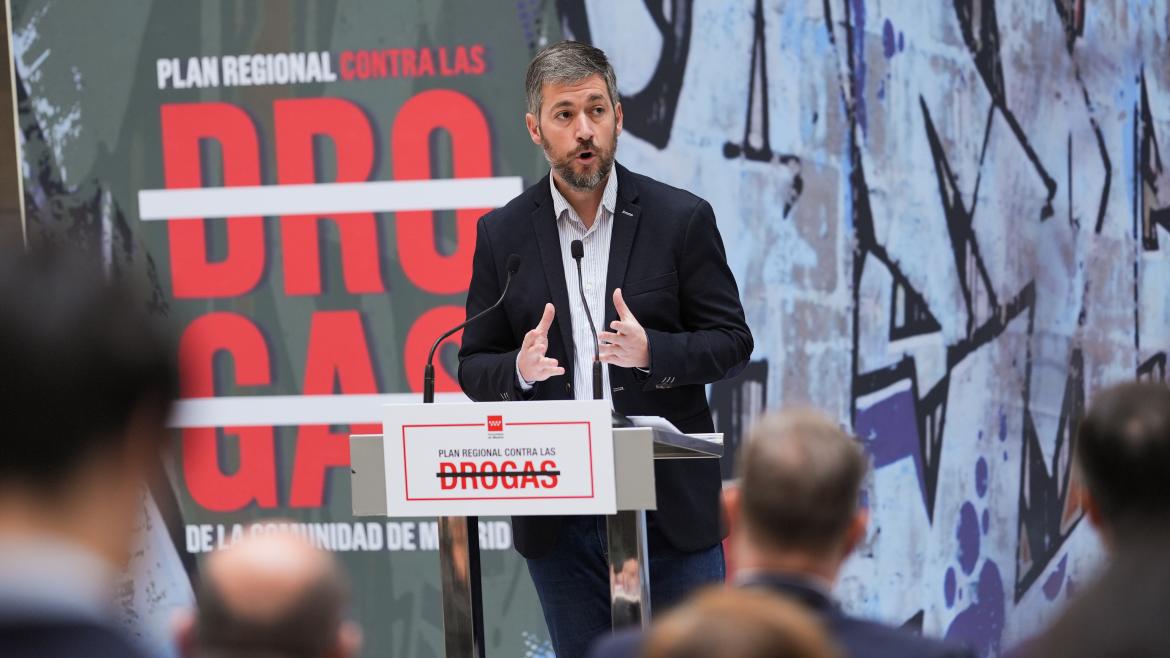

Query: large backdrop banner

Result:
[11,1,1170,657]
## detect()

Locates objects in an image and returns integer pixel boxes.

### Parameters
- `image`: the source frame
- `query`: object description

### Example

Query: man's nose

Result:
[574,113,595,141]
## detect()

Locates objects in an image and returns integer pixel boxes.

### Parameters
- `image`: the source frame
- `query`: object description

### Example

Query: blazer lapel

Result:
[605,164,641,329]
[531,189,575,383]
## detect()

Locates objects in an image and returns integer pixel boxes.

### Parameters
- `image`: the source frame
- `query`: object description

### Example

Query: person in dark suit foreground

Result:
[174,527,361,658]
[458,41,753,658]
[1006,381,1170,657]
[0,245,178,658]
[1070,380,1170,548]
[1022,533,1170,658]
[589,410,974,658]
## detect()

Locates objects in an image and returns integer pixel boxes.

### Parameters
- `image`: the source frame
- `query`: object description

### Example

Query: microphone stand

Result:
[424,258,517,658]
[424,263,519,404]
[571,242,634,428]
[569,248,648,632]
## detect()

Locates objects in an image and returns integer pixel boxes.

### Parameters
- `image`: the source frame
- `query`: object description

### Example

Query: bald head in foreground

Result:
[176,528,360,658]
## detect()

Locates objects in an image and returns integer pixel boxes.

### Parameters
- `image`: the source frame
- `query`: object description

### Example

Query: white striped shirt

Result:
[518,170,618,400]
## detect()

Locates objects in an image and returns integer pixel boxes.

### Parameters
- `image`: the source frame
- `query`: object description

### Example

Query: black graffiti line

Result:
[920,96,1001,335]
[1138,353,1167,381]
[727,0,772,161]
[953,0,1058,215]
[1067,60,1113,234]
[1134,79,1142,352]
[1014,346,1085,600]
[946,281,1034,369]
[1052,0,1085,52]
[968,103,997,219]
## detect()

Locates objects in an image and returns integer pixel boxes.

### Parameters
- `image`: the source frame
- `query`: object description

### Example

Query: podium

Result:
[348,400,722,658]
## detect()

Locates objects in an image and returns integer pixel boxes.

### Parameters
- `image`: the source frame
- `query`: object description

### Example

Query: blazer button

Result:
[566,383,572,392]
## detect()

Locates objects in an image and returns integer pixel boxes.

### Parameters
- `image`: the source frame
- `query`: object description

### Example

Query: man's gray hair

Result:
[737,409,869,553]
[525,41,620,118]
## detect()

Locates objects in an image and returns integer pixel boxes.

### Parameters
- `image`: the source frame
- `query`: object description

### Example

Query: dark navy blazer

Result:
[0,619,151,658]
[457,162,753,559]
[587,573,976,658]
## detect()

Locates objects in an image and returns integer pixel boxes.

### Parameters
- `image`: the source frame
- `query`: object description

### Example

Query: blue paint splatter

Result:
[982,508,990,533]
[1042,555,1068,601]
[957,502,980,575]
[945,561,1005,657]
[898,31,904,52]
[998,411,1007,441]
[944,567,957,608]
[882,19,896,58]
[975,458,989,497]
[855,386,927,510]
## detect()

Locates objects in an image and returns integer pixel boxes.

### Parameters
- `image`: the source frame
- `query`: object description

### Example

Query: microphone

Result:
[424,253,521,404]
[569,241,633,428]
[570,240,604,400]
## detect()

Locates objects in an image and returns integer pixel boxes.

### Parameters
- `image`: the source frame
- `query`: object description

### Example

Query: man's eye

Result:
[592,107,605,115]
[556,111,571,119]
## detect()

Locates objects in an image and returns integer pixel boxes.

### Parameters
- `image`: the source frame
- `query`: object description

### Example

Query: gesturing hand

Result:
[598,289,650,369]
[518,303,566,383]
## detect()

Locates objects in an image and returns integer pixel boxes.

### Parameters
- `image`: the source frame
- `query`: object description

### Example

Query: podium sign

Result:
[383,400,616,517]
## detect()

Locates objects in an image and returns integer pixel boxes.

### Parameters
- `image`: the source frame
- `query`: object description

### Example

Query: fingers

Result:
[598,330,621,343]
[613,288,632,320]
[599,343,628,364]
[535,303,555,334]
[523,303,556,349]
[526,340,548,358]
[531,357,564,380]
[520,304,562,382]
[538,357,565,376]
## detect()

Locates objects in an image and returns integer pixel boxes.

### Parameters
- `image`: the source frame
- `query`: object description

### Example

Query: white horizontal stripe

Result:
[167,393,469,428]
[138,177,524,220]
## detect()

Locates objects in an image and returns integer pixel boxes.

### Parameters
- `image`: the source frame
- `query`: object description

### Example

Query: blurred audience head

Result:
[0,245,177,565]
[729,409,868,581]
[176,527,361,658]
[1076,380,1170,545]
[639,587,839,658]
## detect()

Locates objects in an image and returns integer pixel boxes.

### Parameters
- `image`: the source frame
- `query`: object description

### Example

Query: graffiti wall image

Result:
[12,0,1170,655]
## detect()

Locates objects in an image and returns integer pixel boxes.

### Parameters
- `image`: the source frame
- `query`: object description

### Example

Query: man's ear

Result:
[172,609,197,658]
[722,484,741,532]
[614,101,623,137]
[525,113,542,146]
[841,508,869,558]
[333,620,363,658]
[1081,486,1107,532]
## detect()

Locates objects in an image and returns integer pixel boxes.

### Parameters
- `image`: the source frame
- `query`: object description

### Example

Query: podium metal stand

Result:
[350,423,722,657]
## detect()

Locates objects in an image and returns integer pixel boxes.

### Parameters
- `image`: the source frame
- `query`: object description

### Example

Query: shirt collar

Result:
[548,166,619,224]
[734,569,836,607]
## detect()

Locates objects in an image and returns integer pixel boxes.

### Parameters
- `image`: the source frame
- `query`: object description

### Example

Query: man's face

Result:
[525,74,623,191]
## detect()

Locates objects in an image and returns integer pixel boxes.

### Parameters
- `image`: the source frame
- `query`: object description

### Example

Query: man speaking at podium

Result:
[458,41,753,658]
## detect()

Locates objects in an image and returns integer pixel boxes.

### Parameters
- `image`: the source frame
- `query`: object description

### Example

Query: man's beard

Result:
[541,130,618,191]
